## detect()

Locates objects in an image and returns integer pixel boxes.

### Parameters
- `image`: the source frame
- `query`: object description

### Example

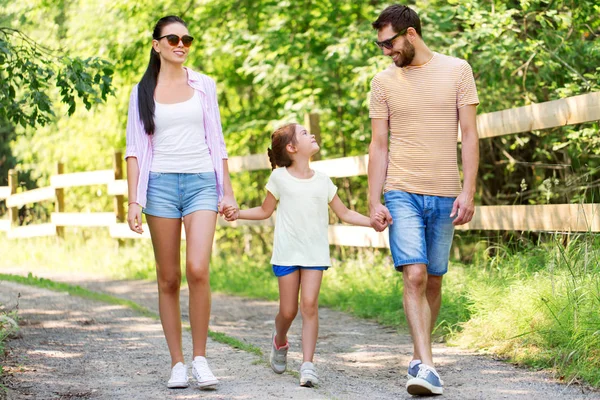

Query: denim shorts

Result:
[272,265,329,277]
[143,172,218,219]
[384,190,455,276]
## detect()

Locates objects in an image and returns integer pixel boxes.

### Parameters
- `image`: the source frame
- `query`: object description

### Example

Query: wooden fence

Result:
[0,92,599,248]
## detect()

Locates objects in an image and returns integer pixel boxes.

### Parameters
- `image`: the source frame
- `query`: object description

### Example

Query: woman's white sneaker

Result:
[299,361,319,387]
[192,356,219,389]
[167,362,189,389]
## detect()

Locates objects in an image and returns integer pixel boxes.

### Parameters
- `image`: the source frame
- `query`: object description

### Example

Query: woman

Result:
[125,15,237,389]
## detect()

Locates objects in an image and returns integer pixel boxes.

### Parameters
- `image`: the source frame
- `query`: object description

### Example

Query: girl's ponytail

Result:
[267,147,277,170]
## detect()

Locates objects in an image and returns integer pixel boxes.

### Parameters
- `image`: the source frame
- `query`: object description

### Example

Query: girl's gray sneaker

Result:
[270,332,289,374]
[300,361,319,387]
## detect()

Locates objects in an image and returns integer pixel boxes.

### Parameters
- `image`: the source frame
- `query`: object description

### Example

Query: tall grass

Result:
[0,230,598,386]
[452,234,600,386]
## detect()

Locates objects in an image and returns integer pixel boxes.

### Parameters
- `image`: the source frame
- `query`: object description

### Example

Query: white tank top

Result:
[150,91,214,173]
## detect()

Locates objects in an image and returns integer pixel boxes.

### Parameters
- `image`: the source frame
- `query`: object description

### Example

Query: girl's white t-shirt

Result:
[150,91,214,173]
[266,167,337,267]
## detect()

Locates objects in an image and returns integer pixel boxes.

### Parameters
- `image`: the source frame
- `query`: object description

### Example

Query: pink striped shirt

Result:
[125,68,228,207]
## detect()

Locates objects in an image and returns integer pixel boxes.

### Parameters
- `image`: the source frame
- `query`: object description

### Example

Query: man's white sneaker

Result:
[270,331,289,374]
[192,356,219,389]
[167,362,189,389]
[299,361,319,387]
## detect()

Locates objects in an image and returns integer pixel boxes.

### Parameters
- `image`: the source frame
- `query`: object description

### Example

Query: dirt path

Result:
[0,280,323,400]
[1,267,597,399]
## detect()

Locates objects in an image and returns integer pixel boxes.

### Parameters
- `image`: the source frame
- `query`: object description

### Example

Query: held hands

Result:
[127,203,144,234]
[370,203,393,232]
[219,194,239,222]
[222,205,239,221]
[450,190,475,225]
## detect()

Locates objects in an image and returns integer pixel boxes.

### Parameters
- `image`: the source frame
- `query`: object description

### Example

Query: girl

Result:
[125,16,238,389]
[224,123,384,387]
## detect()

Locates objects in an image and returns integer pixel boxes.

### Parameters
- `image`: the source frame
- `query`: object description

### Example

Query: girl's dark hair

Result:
[267,123,297,170]
[372,5,422,37]
[138,15,187,135]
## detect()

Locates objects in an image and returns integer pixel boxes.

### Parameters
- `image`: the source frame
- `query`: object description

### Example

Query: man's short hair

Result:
[372,4,422,37]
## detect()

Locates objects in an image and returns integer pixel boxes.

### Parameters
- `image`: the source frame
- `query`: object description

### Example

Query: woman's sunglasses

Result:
[156,34,194,48]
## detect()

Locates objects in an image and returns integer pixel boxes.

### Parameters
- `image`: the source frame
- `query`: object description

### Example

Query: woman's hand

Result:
[218,194,239,218]
[127,203,144,234]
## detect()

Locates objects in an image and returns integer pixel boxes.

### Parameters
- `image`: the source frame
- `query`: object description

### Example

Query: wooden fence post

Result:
[114,151,125,246]
[55,162,65,238]
[8,169,18,227]
[304,113,322,161]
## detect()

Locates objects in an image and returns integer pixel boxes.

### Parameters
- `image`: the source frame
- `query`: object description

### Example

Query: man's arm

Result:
[451,104,479,225]
[368,118,393,231]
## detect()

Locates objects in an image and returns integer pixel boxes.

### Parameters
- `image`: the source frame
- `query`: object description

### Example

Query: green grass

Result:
[449,235,600,386]
[0,272,262,356]
[0,272,157,318]
[1,231,599,387]
[207,330,262,356]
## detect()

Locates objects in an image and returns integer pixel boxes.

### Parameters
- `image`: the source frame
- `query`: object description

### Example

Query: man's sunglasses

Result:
[156,34,194,48]
[374,28,408,50]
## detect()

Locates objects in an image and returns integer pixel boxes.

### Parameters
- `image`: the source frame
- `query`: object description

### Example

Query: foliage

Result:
[0,0,115,194]
[432,0,600,205]
[0,27,114,128]
[2,0,598,208]
[187,0,600,208]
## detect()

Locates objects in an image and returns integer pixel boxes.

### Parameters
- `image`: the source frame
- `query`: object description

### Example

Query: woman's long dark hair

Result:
[138,15,187,135]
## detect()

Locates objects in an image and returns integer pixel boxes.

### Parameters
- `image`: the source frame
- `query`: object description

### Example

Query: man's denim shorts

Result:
[384,190,456,276]
[143,172,218,219]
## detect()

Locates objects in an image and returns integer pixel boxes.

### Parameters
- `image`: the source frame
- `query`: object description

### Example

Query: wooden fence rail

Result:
[1,92,599,243]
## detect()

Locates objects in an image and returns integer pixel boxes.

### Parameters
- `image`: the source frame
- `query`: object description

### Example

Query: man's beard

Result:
[392,40,415,68]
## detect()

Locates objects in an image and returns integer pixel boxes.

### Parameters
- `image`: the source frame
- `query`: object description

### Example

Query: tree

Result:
[0,27,114,128]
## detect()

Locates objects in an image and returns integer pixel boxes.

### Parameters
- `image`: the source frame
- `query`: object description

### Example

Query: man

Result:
[368,4,479,396]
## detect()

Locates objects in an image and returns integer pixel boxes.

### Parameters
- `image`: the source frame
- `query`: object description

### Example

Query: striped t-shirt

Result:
[369,52,479,197]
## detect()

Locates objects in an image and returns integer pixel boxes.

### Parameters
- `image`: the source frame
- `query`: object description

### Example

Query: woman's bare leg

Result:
[147,215,183,366]
[183,210,217,357]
